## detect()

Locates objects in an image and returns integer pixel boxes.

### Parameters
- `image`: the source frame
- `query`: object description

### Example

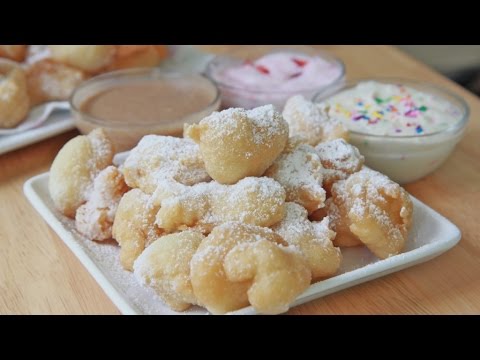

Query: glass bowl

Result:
[313,78,470,184]
[70,68,220,152]
[205,46,345,110]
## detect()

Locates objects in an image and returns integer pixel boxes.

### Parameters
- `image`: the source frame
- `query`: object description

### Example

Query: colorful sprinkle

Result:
[415,125,423,133]
[292,58,308,67]
[255,65,270,74]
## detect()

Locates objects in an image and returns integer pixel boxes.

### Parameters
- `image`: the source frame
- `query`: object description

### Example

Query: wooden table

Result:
[1,45,479,314]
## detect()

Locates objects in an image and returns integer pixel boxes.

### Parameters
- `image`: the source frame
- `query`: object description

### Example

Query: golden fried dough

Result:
[314,198,363,247]
[26,59,86,106]
[0,60,29,128]
[185,105,289,184]
[107,45,169,71]
[330,167,413,258]
[224,239,311,314]
[75,166,129,241]
[282,94,349,146]
[0,45,27,62]
[191,222,309,314]
[155,177,286,234]
[122,135,211,194]
[112,189,162,271]
[133,230,204,311]
[265,139,325,214]
[272,202,341,280]
[49,45,116,73]
[315,138,364,195]
[49,129,114,218]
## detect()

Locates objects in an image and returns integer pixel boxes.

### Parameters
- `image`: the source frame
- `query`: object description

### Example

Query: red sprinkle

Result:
[255,64,270,74]
[292,58,308,67]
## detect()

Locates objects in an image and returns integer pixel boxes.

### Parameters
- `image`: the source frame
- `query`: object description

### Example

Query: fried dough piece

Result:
[272,202,341,280]
[282,94,349,146]
[0,61,29,128]
[49,128,114,218]
[26,59,86,106]
[315,138,364,195]
[224,239,311,315]
[265,139,325,213]
[107,45,169,71]
[75,166,129,241]
[112,189,162,271]
[185,105,289,184]
[0,45,27,62]
[155,177,286,234]
[122,135,211,194]
[133,230,204,311]
[329,167,413,258]
[191,222,310,314]
[49,45,116,73]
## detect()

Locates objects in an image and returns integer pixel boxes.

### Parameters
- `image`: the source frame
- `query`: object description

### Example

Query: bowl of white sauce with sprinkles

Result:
[313,78,469,183]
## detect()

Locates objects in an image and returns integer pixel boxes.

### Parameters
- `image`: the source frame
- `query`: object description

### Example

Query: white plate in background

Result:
[0,103,74,156]
[24,172,461,315]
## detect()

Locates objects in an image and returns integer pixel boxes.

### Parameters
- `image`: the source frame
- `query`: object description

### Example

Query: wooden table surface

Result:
[1,45,479,315]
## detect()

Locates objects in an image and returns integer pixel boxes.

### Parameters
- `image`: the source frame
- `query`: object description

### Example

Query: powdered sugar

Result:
[155,177,286,231]
[122,135,210,192]
[265,142,325,213]
[197,105,288,146]
[273,202,333,247]
[316,139,364,182]
[75,166,129,241]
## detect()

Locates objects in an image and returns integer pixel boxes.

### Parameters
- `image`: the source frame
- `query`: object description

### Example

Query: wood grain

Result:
[1,45,479,314]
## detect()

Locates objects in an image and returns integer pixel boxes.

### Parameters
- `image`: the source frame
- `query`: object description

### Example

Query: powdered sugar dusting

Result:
[122,135,211,192]
[75,166,129,241]
[197,105,288,146]
[316,139,364,183]
[266,142,325,212]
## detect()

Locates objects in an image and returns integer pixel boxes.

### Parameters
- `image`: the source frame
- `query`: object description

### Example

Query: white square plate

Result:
[24,172,461,315]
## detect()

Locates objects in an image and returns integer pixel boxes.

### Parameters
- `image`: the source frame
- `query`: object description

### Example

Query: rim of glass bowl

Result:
[70,67,221,129]
[204,48,346,95]
[312,77,470,139]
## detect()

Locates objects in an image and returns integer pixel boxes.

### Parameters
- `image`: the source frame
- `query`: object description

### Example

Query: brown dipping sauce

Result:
[80,79,216,124]
[72,72,220,152]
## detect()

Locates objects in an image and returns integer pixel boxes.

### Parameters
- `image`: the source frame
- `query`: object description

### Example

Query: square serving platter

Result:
[24,172,461,315]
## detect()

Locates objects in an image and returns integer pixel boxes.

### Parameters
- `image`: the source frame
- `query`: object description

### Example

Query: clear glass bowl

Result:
[70,68,220,152]
[313,78,470,184]
[205,46,345,110]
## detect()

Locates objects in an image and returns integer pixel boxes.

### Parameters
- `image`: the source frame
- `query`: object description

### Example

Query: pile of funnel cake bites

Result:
[48,95,413,314]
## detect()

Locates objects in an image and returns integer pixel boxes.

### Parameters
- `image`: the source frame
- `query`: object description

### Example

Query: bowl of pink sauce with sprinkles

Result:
[314,78,469,183]
[205,47,345,110]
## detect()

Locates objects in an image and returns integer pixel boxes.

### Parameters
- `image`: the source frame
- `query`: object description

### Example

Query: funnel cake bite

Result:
[75,166,129,241]
[49,128,114,218]
[272,202,341,280]
[134,230,204,311]
[112,189,162,271]
[329,167,413,258]
[0,45,28,62]
[26,59,86,106]
[185,105,289,184]
[0,62,29,128]
[190,222,310,314]
[122,135,211,194]
[49,45,116,73]
[282,94,349,146]
[265,139,325,213]
[155,177,286,234]
[315,138,364,195]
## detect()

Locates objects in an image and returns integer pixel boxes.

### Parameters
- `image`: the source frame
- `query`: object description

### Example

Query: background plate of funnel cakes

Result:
[24,169,460,315]
[0,45,211,155]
